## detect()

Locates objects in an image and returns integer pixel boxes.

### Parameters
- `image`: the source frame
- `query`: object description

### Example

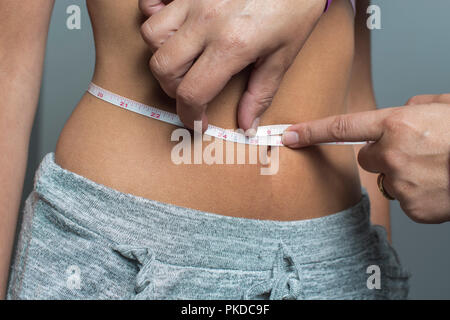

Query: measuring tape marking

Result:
[87,83,366,147]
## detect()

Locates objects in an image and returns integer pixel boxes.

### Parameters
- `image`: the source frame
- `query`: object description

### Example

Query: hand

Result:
[282,94,450,224]
[139,0,327,131]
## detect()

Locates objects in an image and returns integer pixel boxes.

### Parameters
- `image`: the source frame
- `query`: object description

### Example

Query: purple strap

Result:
[324,0,333,12]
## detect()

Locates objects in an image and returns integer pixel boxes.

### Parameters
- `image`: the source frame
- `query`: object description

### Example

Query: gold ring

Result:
[377,173,395,200]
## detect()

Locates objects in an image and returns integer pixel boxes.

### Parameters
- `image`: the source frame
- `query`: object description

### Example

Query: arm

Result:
[281,1,449,226]
[346,0,391,238]
[0,0,54,298]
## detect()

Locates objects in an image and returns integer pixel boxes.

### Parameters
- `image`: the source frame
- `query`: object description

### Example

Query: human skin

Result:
[137,0,391,231]
[138,0,328,132]
[0,0,55,299]
[0,0,387,298]
[283,96,450,224]
[56,0,361,222]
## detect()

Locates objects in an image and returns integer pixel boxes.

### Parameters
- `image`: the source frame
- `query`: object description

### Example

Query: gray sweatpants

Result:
[7,153,410,300]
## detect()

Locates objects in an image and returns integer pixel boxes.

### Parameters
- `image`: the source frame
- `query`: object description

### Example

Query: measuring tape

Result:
[87,83,366,147]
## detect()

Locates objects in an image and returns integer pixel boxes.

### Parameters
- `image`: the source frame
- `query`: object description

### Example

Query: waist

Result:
[34,152,371,270]
[55,89,361,221]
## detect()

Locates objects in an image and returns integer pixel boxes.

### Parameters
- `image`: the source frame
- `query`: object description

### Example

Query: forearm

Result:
[0,0,54,298]
[0,106,34,300]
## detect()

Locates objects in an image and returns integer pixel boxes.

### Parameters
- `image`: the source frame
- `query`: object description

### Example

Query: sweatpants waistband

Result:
[34,153,374,271]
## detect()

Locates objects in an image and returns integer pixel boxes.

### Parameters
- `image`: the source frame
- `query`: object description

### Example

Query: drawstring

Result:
[113,245,156,296]
[244,242,303,300]
[115,242,304,300]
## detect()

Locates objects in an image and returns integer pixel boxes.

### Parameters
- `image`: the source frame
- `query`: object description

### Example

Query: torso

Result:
[55,0,361,221]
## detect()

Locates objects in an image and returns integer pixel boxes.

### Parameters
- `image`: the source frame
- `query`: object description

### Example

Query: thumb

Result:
[139,0,167,16]
[406,93,450,105]
[238,51,292,134]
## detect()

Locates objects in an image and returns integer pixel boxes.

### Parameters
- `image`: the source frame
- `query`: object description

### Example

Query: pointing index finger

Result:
[282,107,398,148]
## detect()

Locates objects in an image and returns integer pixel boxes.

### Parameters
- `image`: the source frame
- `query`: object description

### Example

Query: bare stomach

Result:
[54,0,361,221]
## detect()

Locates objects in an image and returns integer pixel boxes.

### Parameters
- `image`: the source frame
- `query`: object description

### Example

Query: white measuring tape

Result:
[87,83,366,147]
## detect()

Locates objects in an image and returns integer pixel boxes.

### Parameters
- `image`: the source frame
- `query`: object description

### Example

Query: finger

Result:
[150,24,205,98]
[141,0,189,52]
[357,142,386,173]
[139,0,166,17]
[176,45,255,130]
[406,93,450,105]
[237,49,292,133]
[281,108,399,148]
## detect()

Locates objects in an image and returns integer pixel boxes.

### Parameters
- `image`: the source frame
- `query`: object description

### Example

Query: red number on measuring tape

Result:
[218,132,227,139]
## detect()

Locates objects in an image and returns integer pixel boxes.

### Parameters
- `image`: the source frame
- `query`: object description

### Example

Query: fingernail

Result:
[246,117,260,137]
[282,131,299,145]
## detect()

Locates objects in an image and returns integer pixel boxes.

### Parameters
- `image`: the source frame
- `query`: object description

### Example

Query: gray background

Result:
[22,0,450,299]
